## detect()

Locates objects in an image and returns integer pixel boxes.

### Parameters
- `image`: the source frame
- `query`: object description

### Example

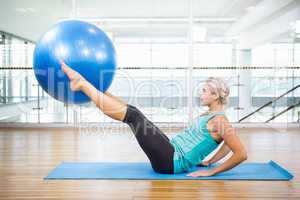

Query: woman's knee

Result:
[122,104,144,124]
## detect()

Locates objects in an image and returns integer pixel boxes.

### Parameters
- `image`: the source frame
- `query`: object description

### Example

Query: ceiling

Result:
[0,0,299,48]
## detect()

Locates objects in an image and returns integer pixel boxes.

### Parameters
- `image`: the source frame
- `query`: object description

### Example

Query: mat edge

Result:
[269,160,294,180]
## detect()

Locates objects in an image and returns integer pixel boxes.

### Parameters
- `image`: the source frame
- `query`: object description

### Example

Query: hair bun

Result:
[223,86,230,97]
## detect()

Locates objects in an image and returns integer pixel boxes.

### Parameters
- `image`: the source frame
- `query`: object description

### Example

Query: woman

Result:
[61,61,247,176]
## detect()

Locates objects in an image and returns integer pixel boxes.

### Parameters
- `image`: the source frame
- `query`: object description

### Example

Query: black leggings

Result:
[122,104,175,174]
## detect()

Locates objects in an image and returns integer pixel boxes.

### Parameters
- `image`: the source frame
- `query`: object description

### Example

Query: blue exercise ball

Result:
[33,20,116,104]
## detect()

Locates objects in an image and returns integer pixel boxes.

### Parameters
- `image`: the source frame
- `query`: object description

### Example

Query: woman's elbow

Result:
[239,150,248,161]
[234,150,247,162]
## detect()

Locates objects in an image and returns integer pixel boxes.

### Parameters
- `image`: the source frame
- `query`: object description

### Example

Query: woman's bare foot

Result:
[60,60,87,91]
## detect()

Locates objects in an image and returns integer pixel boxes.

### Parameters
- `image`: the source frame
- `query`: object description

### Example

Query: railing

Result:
[239,84,300,122]
[0,30,35,44]
[265,101,300,123]
[0,66,300,124]
[1,66,300,70]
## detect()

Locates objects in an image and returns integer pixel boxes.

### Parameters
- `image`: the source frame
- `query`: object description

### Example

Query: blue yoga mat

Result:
[45,161,293,180]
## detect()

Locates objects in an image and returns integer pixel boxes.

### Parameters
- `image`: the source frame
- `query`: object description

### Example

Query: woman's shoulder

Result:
[209,114,232,130]
[199,111,210,117]
[199,111,226,117]
[207,113,230,127]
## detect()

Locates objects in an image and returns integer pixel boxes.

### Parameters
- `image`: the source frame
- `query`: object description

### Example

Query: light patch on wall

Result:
[15,8,36,14]
[296,20,300,34]
[192,26,207,42]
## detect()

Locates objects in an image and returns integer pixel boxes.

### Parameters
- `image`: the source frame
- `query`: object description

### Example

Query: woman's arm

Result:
[202,142,231,166]
[209,132,247,175]
[188,116,247,177]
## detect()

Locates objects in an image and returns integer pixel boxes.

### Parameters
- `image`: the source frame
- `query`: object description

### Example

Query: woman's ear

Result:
[211,92,219,101]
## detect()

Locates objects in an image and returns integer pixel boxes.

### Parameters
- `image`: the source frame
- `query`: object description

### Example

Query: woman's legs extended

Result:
[84,87,174,173]
[60,62,174,173]
[92,91,175,173]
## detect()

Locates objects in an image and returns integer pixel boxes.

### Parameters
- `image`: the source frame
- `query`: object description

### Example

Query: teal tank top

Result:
[170,111,225,173]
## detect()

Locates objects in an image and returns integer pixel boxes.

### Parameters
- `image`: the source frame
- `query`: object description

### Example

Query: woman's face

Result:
[199,84,218,106]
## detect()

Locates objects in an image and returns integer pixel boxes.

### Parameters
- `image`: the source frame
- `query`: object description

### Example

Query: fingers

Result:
[187,172,200,177]
[187,172,197,177]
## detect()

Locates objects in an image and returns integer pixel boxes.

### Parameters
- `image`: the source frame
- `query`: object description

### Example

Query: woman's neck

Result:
[208,102,225,113]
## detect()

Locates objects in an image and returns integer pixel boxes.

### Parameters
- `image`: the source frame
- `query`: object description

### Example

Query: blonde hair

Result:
[204,77,230,105]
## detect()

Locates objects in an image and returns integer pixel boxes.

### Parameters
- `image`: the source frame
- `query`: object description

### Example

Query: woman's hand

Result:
[187,169,215,177]
[60,60,87,91]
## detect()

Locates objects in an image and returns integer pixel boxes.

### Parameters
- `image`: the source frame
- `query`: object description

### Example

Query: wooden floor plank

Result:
[0,127,299,199]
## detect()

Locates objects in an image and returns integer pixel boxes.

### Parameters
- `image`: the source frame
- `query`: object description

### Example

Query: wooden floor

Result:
[0,126,299,200]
